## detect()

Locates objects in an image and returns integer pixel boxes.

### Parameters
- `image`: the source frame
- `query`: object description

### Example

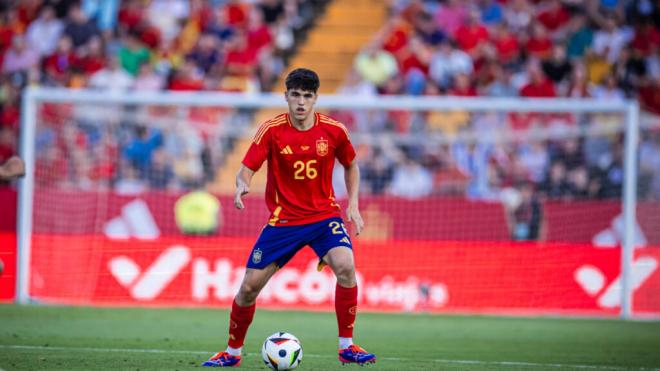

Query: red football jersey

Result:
[242,112,356,226]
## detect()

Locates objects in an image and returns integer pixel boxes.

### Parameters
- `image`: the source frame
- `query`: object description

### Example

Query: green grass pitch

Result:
[1,304,659,370]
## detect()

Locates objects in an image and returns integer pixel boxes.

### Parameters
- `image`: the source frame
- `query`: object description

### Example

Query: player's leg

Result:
[310,218,375,365]
[322,247,375,365]
[204,223,307,367]
[203,263,279,367]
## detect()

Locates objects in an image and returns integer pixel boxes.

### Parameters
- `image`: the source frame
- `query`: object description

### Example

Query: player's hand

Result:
[234,182,249,210]
[346,204,364,236]
[0,156,25,180]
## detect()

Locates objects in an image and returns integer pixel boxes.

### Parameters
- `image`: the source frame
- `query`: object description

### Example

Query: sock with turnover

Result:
[227,299,256,352]
[335,283,358,346]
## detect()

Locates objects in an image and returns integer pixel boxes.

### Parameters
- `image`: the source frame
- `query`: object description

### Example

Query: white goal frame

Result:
[18,87,639,318]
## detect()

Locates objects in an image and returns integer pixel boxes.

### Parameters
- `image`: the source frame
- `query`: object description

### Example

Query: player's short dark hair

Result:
[285,68,320,93]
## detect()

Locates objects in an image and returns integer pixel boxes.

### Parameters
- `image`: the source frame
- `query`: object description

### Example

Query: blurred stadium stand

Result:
[0,0,659,202]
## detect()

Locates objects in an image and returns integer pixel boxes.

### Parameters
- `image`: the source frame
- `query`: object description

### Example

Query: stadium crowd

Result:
[345,0,660,201]
[0,0,659,202]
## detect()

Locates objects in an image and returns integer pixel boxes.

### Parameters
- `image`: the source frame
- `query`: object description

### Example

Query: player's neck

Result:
[289,111,316,131]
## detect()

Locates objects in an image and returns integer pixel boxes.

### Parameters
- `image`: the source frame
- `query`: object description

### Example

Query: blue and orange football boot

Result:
[202,351,241,367]
[338,344,376,365]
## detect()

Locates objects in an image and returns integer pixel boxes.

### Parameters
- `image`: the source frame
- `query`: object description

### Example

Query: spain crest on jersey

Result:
[316,139,329,156]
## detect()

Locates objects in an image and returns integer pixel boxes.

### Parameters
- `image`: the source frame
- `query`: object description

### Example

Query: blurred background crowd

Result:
[0,0,659,203]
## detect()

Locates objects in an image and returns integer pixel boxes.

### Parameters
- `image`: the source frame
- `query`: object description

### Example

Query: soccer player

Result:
[202,68,376,367]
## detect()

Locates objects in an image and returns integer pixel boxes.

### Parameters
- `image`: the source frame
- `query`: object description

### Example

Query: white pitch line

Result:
[1,344,658,370]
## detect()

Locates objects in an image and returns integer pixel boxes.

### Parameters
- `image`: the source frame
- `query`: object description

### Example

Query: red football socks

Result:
[335,283,358,338]
[227,299,256,348]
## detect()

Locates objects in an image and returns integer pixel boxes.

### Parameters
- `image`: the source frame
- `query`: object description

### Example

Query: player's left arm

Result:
[344,160,364,235]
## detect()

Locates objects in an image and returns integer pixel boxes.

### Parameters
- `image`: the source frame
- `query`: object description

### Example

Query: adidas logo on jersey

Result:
[340,237,351,245]
[280,145,293,154]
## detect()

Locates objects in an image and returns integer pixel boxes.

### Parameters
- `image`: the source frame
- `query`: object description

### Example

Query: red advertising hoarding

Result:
[27,235,660,316]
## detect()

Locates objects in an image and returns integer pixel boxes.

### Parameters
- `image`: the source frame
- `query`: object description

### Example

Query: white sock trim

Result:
[226,346,242,356]
[339,337,353,349]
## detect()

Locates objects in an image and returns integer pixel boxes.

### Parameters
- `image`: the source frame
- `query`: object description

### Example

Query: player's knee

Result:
[333,264,356,286]
[237,282,261,303]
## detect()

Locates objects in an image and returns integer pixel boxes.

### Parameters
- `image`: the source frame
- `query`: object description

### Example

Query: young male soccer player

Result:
[202,68,376,367]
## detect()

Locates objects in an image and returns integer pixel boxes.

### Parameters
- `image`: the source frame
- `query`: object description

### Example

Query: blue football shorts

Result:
[246,217,353,269]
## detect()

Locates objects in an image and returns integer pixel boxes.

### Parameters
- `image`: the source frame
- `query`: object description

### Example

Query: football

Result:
[261,332,303,370]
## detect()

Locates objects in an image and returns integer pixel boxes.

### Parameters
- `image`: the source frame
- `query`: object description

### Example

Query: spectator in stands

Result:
[414,10,445,46]
[542,45,572,85]
[484,64,518,97]
[490,22,521,67]
[81,0,120,33]
[520,61,557,97]
[614,47,647,95]
[509,181,543,241]
[525,22,554,60]
[540,161,570,198]
[591,75,625,100]
[259,0,285,25]
[43,36,76,86]
[63,4,99,48]
[119,33,150,76]
[639,131,660,200]
[133,63,165,91]
[592,17,631,64]
[505,0,533,34]
[429,39,473,90]
[565,13,594,60]
[169,59,205,91]
[123,125,163,176]
[600,141,624,198]
[362,148,394,195]
[388,156,433,199]
[147,148,174,189]
[206,5,235,42]
[567,165,592,198]
[88,55,134,91]
[566,62,591,97]
[518,141,549,183]
[76,35,106,76]
[147,0,189,44]
[26,5,64,57]
[186,33,222,75]
[114,162,147,195]
[479,0,504,26]
[2,35,40,75]
[354,43,399,88]
[434,0,468,36]
[454,9,489,57]
[638,76,660,115]
[536,0,571,39]
[449,73,478,96]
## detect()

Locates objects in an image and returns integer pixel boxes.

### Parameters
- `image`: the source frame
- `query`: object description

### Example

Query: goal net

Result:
[17,88,660,318]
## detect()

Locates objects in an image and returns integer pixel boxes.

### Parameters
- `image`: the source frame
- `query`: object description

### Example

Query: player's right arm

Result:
[0,156,25,180]
[234,164,255,210]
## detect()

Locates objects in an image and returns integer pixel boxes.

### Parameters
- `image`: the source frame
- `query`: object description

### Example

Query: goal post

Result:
[17,86,653,318]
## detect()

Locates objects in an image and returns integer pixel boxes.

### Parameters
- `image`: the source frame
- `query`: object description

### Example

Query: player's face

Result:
[285,89,317,123]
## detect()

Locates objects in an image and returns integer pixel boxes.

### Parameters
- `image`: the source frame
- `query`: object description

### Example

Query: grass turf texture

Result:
[0,305,659,370]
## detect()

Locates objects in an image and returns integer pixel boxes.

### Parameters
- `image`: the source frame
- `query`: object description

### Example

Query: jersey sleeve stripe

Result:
[318,114,351,138]
[253,115,286,139]
[323,120,351,139]
[253,118,287,144]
